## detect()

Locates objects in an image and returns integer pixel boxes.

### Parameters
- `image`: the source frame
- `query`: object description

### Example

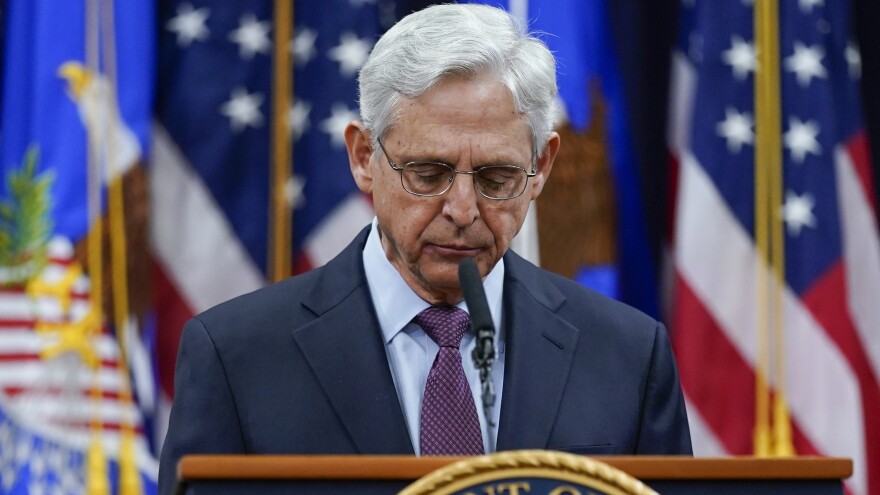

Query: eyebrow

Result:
[398,153,529,170]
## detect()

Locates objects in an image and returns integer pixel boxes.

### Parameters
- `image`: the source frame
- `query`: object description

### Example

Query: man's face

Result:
[347,74,558,304]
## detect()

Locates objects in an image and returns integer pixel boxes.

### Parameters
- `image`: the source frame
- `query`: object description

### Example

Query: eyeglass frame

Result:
[375,136,538,200]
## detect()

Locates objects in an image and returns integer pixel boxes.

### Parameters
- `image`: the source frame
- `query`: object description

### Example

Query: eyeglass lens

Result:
[402,162,527,199]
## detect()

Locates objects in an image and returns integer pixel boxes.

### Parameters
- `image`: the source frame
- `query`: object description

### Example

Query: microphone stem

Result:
[480,366,496,428]
[474,331,496,428]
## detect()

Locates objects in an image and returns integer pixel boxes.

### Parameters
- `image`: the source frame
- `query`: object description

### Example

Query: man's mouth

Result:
[425,244,482,257]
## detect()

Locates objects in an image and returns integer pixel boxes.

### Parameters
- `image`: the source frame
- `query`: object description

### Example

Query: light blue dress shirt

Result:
[362,218,506,454]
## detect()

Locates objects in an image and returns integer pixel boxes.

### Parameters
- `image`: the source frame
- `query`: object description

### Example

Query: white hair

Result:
[358,3,558,153]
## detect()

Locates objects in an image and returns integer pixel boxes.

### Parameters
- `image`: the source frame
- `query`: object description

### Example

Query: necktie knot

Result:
[414,306,470,348]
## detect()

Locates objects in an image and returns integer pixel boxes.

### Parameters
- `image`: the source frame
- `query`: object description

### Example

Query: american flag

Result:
[152,0,392,433]
[668,1,880,494]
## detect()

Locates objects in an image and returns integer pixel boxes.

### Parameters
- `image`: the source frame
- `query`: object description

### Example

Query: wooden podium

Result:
[176,454,852,494]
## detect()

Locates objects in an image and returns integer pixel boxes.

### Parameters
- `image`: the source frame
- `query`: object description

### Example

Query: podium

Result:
[175,454,852,494]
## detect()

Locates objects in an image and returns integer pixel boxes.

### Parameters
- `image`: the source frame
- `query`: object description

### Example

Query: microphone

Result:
[458,258,496,428]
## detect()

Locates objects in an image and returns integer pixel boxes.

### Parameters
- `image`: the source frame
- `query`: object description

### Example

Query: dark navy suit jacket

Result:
[158,226,691,494]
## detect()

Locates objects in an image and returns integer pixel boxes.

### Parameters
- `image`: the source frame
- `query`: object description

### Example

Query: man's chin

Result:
[419,269,462,291]
[419,256,491,287]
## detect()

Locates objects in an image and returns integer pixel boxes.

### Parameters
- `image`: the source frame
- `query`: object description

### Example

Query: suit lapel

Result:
[496,254,580,450]
[292,227,414,454]
[290,231,579,454]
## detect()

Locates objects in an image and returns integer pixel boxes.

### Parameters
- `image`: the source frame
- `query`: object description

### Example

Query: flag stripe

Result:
[667,53,697,161]
[801,260,879,495]
[681,395,727,456]
[672,274,754,455]
[791,422,822,457]
[0,355,121,369]
[844,133,876,208]
[151,259,195,398]
[302,192,375,267]
[3,386,124,401]
[0,328,132,358]
[0,363,128,390]
[836,141,880,384]
[149,124,264,315]
[7,394,143,425]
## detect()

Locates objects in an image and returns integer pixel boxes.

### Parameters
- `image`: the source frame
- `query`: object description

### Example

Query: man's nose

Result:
[441,173,479,227]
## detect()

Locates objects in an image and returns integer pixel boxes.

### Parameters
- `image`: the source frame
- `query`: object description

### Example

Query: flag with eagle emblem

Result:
[0,0,159,493]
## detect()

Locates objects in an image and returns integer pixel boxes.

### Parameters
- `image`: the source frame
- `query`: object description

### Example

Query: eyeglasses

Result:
[377,137,536,200]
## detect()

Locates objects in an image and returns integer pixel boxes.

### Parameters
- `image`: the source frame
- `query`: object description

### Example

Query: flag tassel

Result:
[86,436,109,495]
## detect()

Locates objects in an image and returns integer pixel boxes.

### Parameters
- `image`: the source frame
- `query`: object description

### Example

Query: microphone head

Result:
[458,258,493,332]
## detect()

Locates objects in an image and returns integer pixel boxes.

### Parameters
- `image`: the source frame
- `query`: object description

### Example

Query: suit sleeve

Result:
[158,317,247,495]
[636,322,693,454]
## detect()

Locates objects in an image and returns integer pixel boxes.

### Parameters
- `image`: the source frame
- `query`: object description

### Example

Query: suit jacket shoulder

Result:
[499,251,692,456]
[159,227,413,495]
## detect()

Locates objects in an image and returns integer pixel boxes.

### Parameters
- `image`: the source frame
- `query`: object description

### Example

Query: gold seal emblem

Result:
[400,450,658,495]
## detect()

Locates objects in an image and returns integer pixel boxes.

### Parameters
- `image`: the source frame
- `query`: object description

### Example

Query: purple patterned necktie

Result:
[415,306,484,456]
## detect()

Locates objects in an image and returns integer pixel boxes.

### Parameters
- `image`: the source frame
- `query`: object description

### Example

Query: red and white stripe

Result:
[0,258,157,475]
[669,53,880,495]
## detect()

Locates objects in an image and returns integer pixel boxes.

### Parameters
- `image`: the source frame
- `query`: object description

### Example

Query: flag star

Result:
[798,0,824,13]
[320,103,359,147]
[846,42,861,79]
[716,107,754,153]
[784,42,827,87]
[220,88,264,131]
[781,190,817,237]
[290,27,317,66]
[328,32,372,77]
[722,36,757,80]
[166,3,210,47]
[229,14,271,60]
[288,99,311,141]
[285,175,306,209]
[784,117,822,163]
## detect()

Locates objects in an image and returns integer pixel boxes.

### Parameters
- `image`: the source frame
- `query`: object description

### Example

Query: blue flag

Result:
[0,0,158,492]
[466,0,660,317]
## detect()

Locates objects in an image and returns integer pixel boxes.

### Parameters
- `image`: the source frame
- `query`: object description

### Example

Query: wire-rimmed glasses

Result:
[377,137,536,200]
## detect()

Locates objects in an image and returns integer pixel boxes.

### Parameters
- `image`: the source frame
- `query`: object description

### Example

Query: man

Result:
[159,4,691,494]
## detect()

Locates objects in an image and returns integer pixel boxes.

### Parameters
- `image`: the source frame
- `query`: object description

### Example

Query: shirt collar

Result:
[362,217,504,344]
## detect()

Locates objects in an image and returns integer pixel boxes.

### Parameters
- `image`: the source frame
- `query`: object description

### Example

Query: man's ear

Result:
[529,131,560,200]
[345,121,374,193]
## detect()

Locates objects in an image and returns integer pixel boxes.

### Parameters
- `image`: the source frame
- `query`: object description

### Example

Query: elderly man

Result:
[159,4,691,494]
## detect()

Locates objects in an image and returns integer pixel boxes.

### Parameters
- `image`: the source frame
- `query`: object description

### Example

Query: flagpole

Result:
[762,0,795,457]
[83,1,112,493]
[100,0,145,491]
[753,0,772,458]
[270,0,293,282]
[754,0,794,457]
